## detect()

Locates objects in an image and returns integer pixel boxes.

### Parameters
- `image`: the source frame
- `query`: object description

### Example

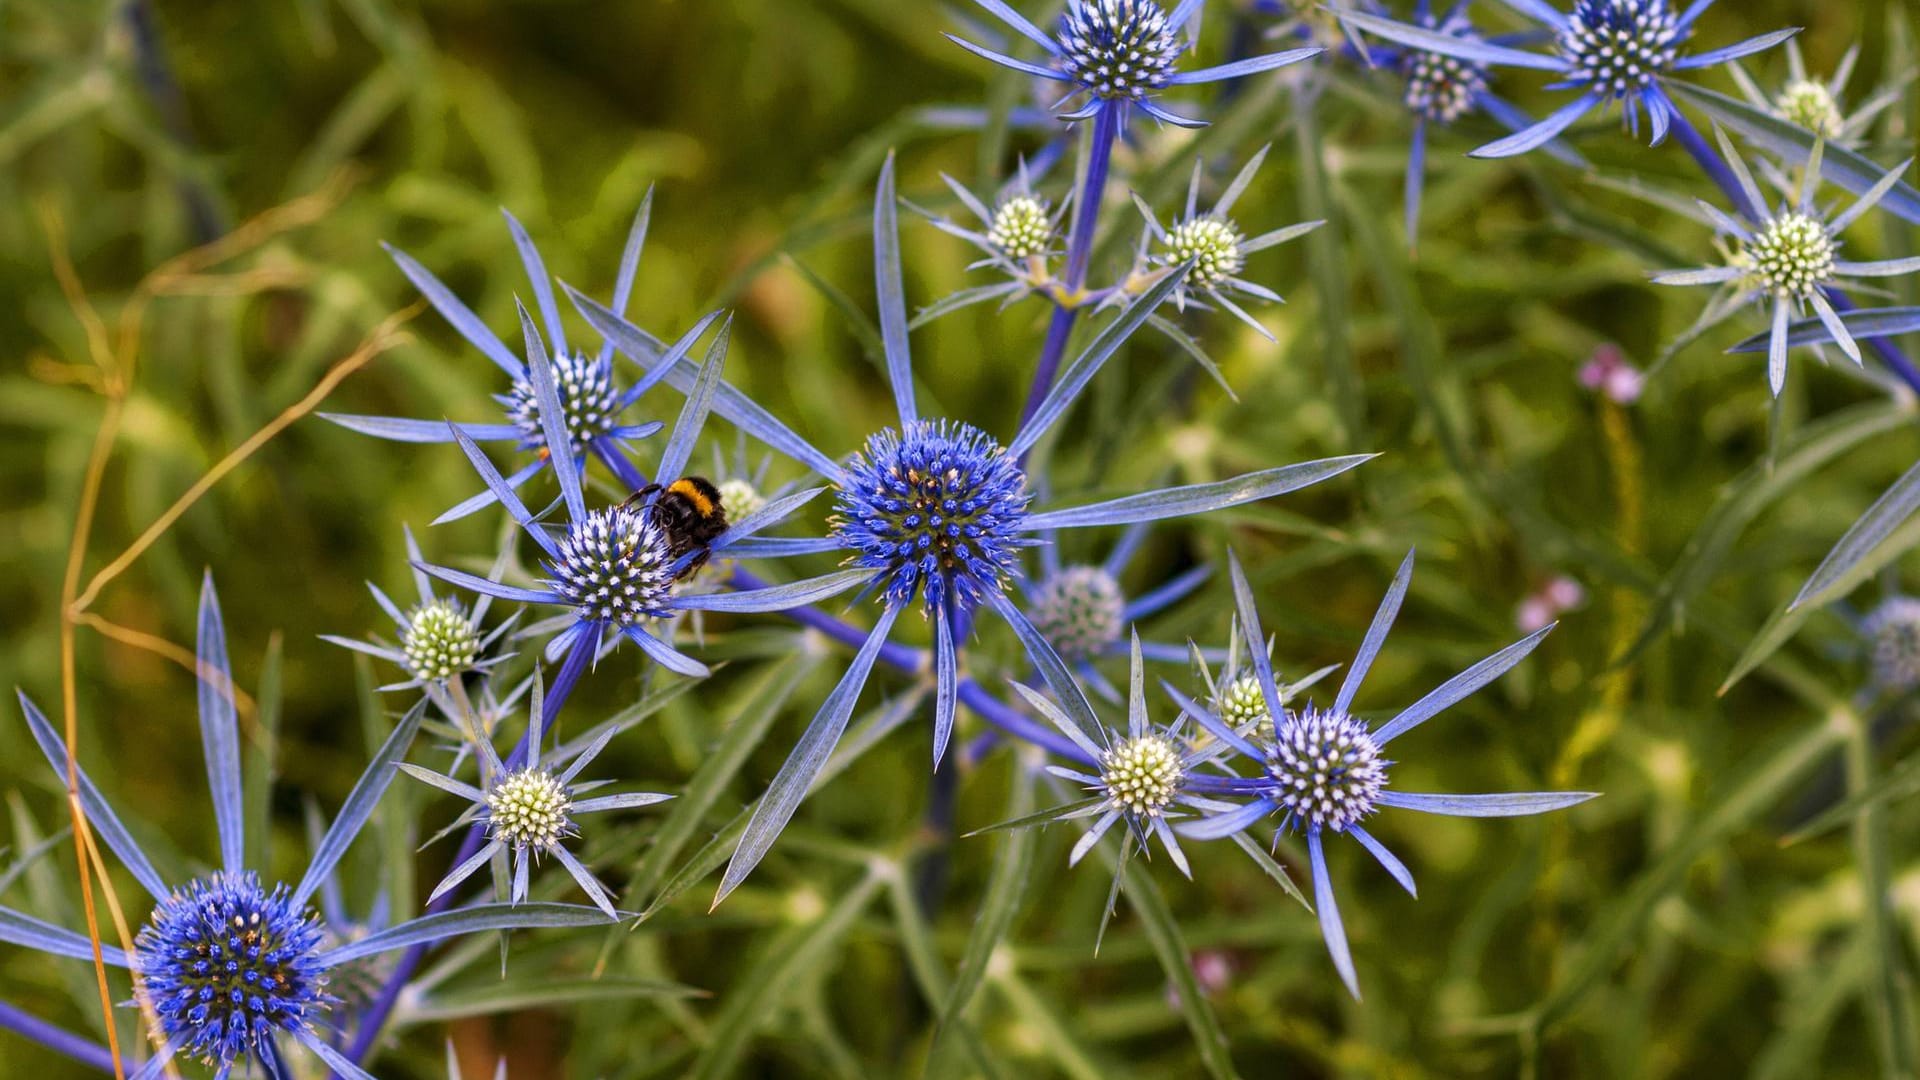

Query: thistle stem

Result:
[0,1002,116,1074]
[1018,101,1123,429]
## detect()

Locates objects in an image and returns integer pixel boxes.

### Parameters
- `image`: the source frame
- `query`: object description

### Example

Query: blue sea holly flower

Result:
[1338,0,1798,158]
[1649,130,1920,395]
[1127,146,1322,340]
[418,308,869,724]
[1174,551,1597,999]
[321,526,517,691]
[566,156,1374,907]
[322,189,723,523]
[0,575,613,1078]
[1729,41,1909,150]
[949,0,1321,129]
[399,678,672,919]
[1193,619,1339,739]
[993,636,1234,911]
[909,161,1071,321]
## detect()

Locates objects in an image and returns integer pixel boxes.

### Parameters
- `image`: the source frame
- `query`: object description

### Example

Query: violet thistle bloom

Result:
[1728,41,1910,150]
[399,678,671,919]
[0,576,612,1078]
[322,189,721,523]
[320,526,517,692]
[1126,146,1322,340]
[1338,0,1798,158]
[1649,130,1920,395]
[569,156,1373,906]
[1577,343,1645,403]
[949,0,1321,129]
[1174,551,1596,998]
[416,309,868,724]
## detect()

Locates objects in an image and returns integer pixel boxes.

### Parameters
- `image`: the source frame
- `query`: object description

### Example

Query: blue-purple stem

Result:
[1017,101,1123,430]
[0,1001,116,1074]
[1666,103,1920,396]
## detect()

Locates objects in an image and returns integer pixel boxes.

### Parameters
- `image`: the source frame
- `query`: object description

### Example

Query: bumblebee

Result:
[626,476,728,580]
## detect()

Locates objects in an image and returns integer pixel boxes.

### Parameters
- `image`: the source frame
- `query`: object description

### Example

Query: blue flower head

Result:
[950,0,1320,127]
[1861,596,1920,694]
[1176,551,1597,999]
[1340,0,1798,157]
[137,872,332,1068]
[1,575,614,1077]
[833,419,1034,616]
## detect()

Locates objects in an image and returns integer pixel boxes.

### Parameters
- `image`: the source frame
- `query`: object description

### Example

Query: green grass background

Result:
[3,1,1919,1076]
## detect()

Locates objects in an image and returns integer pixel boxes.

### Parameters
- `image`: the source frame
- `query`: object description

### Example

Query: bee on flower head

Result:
[624,476,729,580]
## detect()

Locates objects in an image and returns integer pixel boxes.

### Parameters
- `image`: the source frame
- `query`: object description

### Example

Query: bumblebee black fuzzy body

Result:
[626,477,728,580]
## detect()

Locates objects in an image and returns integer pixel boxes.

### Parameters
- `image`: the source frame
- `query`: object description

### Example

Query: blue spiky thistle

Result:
[1338,0,1797,157]
[0,575,613,1078]
[1175,551,1596,999]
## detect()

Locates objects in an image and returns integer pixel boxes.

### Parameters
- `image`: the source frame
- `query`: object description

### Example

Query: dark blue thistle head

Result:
[1265,705,1390,834]
[833,420,1032,616]
[505,349,620,458]
[1402,11,1488,124]
[544,505,679,626]
[1560,0,1682,100]
[1058,0,1184,102]
[135,872,330,1068]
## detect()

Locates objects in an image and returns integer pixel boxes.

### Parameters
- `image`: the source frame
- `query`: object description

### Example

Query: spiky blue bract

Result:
[832,419,1033,617]
[136,872,330,1070]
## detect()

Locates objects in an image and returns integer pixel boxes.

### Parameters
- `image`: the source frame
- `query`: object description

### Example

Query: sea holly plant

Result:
[415,307,870,725]
[322,190,719,522]
[1649,130,1920,395]
[1727,40,1910,150]
[1175,552,1597,997]
[0,576,613,1078]
[320,525,518,693]
[1336,0,1799,158]
[400,676,672,919]
[1125,146,1322,340]
[572,155,1375,906]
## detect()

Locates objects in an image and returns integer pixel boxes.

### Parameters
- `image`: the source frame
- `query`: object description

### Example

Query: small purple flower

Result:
[1577,343,1645,403]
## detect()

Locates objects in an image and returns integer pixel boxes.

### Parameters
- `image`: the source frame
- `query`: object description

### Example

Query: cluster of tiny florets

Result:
[1402,16,1487,124]
[1559,0,1681,99]
[508,350,620,457]
[486,767,574,851]
[987,196,1053,259]
[546,505,677,625]
[1266,706,1388,833]
[1864,597,1920,692]
[1058,0,1182,101]
[716,477,767,520]
[136,872,329,1068]
[1031,566,1125,661]
[832,420,1032,615]
[1737,213,1837,299]
[1163,216,1244,288]
[401,598,481,680]
[1776,79,1843,138]
[1101,734,1185,816]
[1215,675,1272,731]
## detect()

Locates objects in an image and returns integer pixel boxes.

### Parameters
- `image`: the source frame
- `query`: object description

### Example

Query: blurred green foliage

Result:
[3,1,1919,1077]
